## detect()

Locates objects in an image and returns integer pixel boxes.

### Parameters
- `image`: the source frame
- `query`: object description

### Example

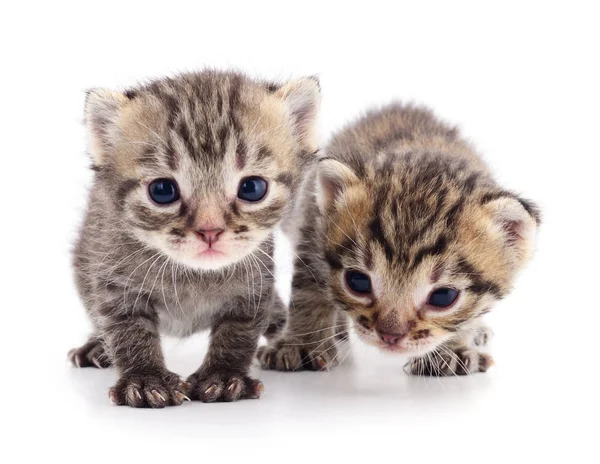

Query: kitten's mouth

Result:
[353,324,438,355]
[380,342,431,354]
[197,248,225,258]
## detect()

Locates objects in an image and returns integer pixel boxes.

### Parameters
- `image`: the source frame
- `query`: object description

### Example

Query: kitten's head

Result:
[85,71,320,270]
[316,153,540,355]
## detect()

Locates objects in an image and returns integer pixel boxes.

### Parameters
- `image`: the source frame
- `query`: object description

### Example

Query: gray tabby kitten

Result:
[69,71,320,407]
[259,103,539,375]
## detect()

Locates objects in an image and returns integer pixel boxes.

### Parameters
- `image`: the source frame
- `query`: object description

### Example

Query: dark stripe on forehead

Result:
[462,173,479,195]
[165,145,180,170]
[444,200,465,228]
[364,246,373,269]
[236,139,248,169]
[160,92,181,125]
[368,216,394,263]
[257,146,274,161]
[216,124,229,156]
[227,74,242,109]
[409,234,448,271]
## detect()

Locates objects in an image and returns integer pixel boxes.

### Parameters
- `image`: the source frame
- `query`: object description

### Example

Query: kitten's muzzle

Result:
[195,228,224,247]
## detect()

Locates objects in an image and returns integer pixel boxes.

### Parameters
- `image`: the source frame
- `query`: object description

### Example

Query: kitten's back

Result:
[326,103,485,172]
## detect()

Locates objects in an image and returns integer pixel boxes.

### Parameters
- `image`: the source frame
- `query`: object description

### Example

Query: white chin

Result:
[179,253,240,271]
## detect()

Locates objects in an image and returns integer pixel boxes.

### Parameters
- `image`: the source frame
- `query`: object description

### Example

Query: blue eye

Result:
[346,270,372,294]
[148,178,180,205]
[238,176,268,202]
[427,288,460,309]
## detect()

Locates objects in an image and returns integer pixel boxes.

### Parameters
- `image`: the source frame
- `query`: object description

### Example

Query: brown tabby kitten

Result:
[69,71,320,407]
[258,103,539,375]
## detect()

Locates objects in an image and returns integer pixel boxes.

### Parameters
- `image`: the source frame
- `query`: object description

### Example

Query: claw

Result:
[314,356,327,370]
[205,384,218,396]
[91,357,103,369]
[224,379,243,401]
[174,390,191,402]
[479,355,495,372]
[282,355,290,370]
[108,389,118,405]
[151,390,166,402]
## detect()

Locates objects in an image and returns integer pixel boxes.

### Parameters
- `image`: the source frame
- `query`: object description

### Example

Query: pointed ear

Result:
[482,195,540,264]
[316,159,359,212]
[275,76,321,146]
[84,88,129,166]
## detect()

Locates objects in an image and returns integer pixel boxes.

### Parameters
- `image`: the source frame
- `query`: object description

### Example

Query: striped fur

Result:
[70,70,320,406]
[259,103,539,375]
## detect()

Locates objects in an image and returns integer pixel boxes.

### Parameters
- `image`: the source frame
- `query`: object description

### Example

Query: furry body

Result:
[70,71,320,406]
[259,103,539,375]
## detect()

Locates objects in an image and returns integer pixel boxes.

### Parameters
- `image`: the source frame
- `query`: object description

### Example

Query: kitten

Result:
[69,71,320,407]
[258,103,539,375]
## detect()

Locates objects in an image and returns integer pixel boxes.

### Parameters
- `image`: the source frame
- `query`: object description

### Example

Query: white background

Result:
[2,1,598,463]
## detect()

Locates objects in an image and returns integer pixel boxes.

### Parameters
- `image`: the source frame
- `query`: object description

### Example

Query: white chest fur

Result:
[156,292,226,338]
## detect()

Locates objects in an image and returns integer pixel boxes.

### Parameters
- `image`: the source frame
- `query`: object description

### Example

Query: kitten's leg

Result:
[263,291,288,341]
[187,313,264,402]
[405,323,494,376]
[257,288,347,372]
[94,295,188,408]
[68,334,111,368]
[258,196,347,372]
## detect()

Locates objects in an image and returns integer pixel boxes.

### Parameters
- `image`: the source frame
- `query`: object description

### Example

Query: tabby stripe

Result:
[369,216,395,263]
[409,235,448,271]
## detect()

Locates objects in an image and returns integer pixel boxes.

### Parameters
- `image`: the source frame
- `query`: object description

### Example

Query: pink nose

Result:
[196,228,224,246]
[378,331,405,345]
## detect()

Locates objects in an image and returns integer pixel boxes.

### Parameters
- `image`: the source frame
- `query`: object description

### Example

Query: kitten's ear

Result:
[316,159,359,212]
[482,195,540,265]
[276,76,321,146]
[84,88,129,166]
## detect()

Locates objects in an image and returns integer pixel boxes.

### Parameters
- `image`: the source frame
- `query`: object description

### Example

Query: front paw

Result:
[257,338,339,372]
[186,371,263,403]
[109,370,190,408]
[473,326,494,347]
[404,348,494,376]
[68,337,111,369]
